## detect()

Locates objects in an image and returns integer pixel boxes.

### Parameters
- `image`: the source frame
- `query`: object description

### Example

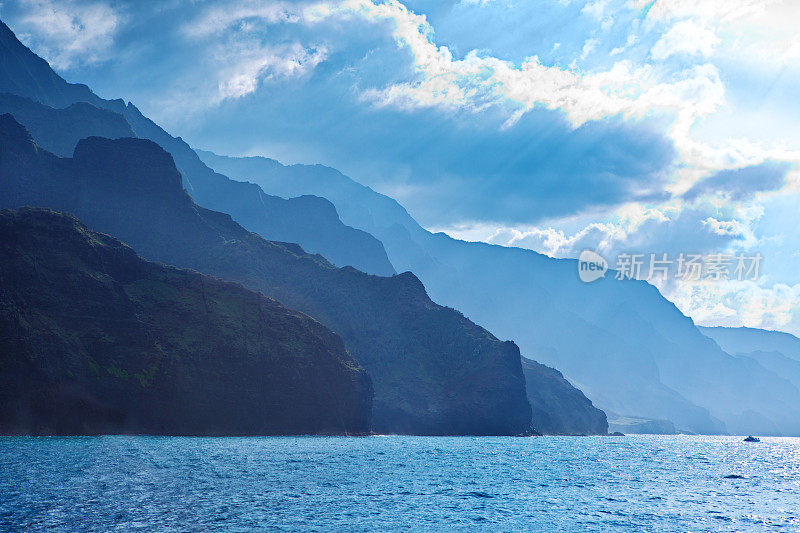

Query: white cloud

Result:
[610,33,637,56]
[431,202,681,259]
[306,0,725,136]
[13,0,120,69]
[579,37,599,60]
[650,19,720,60]
[702,216,743,237]
[216,42,327,101]
[663,279,800,335]
[177,1,327,105]
[303,0,800,206]
[182,0,301,37]
[635,0,800,68]
[434,199,800,335]
[631,0,776,23]
[183,0,795,187]
[581,0,609,20]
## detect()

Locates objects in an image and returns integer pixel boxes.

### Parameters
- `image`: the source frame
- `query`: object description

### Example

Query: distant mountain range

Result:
[700,326,800,362]
[0,92,396,278]
[199,136,800,436]
[0,207,372,436]
[5,16,798,436]
[0,113,536,435]
[700,327,800,397]
[0,19,611,436]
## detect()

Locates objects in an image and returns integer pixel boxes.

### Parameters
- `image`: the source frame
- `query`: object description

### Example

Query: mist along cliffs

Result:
[0,114,537,435]
[199,139,800,437]
[0,207,372,436]
[0,16,615,437]
[0,105,607,436]
[0,21,394,279]
[700,327,800,396]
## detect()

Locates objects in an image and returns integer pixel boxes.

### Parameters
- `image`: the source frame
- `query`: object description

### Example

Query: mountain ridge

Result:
[0,20,394,277]
[197,151,800,436]
[0,207,372,436]
[0,114,534,435]
[700,326,800,394]
[0,20,614,436]
[700,326,800,362]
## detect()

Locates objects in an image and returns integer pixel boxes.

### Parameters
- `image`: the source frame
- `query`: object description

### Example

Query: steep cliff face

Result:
[0,23,99,109]
[0,23,395,277]
[0,116,532,435]
[0,93,134,157]
[0,208,372,436]
[700,327,800,394]
[197,150,800,436]
[521,358,608,435]
[0,25,602,437]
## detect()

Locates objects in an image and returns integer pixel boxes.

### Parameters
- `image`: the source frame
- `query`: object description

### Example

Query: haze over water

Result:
[2,435,798,531]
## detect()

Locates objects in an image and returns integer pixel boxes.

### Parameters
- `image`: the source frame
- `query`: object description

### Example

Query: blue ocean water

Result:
[1,435,798,532]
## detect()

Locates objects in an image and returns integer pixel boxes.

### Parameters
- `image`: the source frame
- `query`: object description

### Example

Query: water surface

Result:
[1,435,798,531]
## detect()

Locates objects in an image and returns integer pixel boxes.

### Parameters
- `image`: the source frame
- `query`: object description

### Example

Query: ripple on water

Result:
[1,435,799,532]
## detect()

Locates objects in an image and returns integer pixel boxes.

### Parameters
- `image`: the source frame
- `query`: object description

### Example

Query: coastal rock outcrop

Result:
[522,358,608,435]
[0,208,372,436]
[0,116,532,435]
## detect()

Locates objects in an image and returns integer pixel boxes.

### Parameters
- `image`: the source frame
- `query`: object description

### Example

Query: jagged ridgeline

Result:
[0,23,395,279]
[0,207,372,436]
[0,19,609,436]
[197,112,800,437]
[0,114,532,435]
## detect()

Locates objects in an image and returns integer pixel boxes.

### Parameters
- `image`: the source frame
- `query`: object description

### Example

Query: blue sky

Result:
[2,0,800,334]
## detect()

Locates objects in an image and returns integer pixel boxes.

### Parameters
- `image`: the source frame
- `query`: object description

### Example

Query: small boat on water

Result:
[743,435,760,442]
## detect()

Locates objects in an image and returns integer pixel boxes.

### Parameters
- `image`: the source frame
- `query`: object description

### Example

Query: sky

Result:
[1,0,800,335]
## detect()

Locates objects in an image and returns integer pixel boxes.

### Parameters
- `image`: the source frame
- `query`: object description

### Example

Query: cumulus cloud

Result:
[436,195,770,267]
[662,279,800,335]
[173,1,330,105]
[307,0,725,130]
[702,217,746,237]
[582,0,610,20]
[9,0,120,69]
[437,196,800,333]
[650,19,719,60]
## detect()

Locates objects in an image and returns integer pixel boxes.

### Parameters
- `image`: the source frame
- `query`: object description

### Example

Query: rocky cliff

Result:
[521,358,608,435]
[0,21,395,277]
[0,21,612,437]
[0,207,372,436]
[198,148,800,436]
[0,116,532,435]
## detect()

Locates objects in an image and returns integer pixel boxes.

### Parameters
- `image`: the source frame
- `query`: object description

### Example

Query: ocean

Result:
[1,435,798,531]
